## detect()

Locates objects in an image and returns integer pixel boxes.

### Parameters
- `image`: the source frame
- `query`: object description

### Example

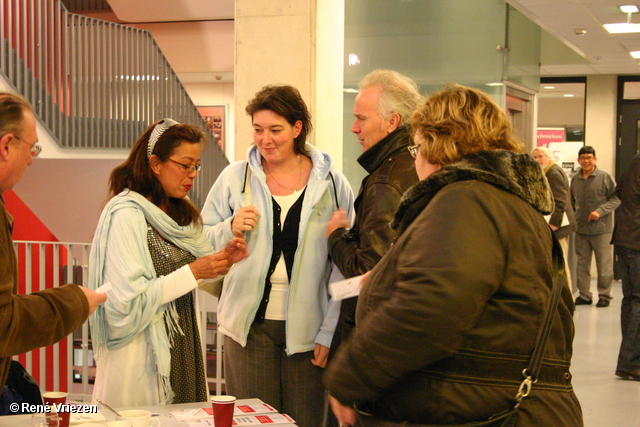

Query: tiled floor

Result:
[571,280,640,427]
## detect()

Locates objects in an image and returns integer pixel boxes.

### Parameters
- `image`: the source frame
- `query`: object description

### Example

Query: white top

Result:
[265,191,304,320]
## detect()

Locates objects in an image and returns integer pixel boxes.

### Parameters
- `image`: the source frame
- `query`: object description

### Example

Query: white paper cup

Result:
[116,409,161,427]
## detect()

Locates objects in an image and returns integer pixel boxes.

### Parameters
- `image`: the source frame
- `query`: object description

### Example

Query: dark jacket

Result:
[545,160,576,240]
[612,154,640,252]
[0,200,89,389]
[327,126,418,352]
[325,150,583,426]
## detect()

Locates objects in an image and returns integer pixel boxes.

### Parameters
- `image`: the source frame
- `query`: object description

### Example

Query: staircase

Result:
[0,0,228,208]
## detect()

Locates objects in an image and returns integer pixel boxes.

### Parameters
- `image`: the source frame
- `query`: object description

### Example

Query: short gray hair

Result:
[0,92,32,137]
[359,69,421,127]
[531,146,552,158]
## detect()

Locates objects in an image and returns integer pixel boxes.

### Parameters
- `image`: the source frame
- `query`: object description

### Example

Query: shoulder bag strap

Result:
[514,233,567,405]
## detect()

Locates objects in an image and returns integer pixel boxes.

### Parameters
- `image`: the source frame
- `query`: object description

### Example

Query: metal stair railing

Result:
[0,0,228,208]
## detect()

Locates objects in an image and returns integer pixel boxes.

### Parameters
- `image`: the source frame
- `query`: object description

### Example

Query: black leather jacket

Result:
[328,126,418,352]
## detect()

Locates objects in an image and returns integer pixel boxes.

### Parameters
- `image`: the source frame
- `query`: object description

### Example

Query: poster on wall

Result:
[197,105,226,152]
[536,128,565,147]
[537,128,582,175]
[549,141,584,176]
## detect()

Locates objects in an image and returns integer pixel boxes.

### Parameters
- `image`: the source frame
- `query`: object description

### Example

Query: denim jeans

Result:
[615,245,640,373]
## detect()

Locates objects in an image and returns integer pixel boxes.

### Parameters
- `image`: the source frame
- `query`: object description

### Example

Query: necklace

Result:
[264,156,303,194]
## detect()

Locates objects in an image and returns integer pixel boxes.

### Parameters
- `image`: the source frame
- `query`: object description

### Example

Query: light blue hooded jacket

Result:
[201,144,354,354]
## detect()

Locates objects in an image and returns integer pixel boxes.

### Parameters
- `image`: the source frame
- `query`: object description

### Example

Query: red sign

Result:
[536,129,565,147]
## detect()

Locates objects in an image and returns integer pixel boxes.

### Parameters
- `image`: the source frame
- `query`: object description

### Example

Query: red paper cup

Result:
[211,395,236,427]
[42,391,69,427]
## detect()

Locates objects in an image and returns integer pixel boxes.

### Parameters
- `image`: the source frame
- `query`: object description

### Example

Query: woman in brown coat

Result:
[325,84,583,426]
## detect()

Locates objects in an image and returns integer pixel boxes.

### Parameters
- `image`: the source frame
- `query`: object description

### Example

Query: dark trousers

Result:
[224,320,325,426]
[616,246,640,373]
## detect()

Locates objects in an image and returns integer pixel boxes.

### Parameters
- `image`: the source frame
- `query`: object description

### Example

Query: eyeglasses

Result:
[13,135,41,157]
[168,158,201,173]
[407,143,422,159]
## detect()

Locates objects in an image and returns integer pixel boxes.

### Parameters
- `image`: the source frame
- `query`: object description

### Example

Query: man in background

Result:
[532,146,576,288]
[325,69,421,354]
[0,92,106,394]
[611,153,640,380]
[570,145,619,307]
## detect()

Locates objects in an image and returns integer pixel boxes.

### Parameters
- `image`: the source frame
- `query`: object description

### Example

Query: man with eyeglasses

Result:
[570,145,620,307]
[324,70,421,365]
[0,92,106,401]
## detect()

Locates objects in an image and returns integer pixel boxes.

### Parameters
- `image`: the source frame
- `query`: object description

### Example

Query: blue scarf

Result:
[88,190,213,404]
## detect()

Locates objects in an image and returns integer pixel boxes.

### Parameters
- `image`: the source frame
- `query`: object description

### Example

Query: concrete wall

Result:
[538,97,585,128]
[585,75,617,176]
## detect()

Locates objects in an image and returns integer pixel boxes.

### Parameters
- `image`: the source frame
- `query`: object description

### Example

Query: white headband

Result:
[147,118,179,158]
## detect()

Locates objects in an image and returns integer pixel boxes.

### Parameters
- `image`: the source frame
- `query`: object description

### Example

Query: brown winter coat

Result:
[325,150,583,426]
[0,200,88,388]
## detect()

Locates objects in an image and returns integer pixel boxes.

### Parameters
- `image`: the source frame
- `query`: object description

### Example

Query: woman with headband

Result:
[201,85,354,426]
[88,119,248,408]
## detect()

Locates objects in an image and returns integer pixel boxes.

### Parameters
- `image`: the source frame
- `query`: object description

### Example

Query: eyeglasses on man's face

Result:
[407,143,422,159]
[168,158,202,173]
[13,134,41,157]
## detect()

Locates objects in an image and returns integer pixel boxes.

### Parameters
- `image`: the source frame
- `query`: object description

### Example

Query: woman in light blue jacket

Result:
[201,85,354,426]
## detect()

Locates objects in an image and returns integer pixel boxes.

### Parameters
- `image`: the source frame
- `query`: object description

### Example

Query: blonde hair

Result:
[532,146,552,158]
[411,84,522,166]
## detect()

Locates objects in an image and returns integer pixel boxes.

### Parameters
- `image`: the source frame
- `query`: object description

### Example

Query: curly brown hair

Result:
[411,84,523,166]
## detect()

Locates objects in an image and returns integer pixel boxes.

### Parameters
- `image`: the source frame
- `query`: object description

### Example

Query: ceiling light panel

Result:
[620,5,639,14]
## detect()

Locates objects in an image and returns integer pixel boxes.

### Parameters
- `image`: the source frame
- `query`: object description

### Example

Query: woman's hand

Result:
[329,396,356,427]
[311,343,329,368]
[326,208,350,238]
[225,235,249,265]
[232,206,260,235]
[189,252,230,280]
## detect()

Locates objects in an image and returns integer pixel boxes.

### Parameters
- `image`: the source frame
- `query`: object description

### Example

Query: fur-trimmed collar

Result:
[391,150,553,236]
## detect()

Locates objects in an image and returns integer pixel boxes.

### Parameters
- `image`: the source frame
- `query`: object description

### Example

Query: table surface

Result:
[2,398,298,427]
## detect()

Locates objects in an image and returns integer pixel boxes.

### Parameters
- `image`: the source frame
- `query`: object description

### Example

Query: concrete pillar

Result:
[234,0,345,166]
[585,75,617,175]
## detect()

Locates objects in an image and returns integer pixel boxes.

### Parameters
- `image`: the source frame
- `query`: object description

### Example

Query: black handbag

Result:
[355,235,567,427]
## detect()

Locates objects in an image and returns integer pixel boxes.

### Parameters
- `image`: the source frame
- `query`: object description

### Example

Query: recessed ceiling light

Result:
[631,51,640,58]
[348,54,360,66]
[544,86,555,89]
[343,88,359,93]
[563,94,574,97]
[620,5,639,13]
[485,82,504,87]
[604,23,640,33]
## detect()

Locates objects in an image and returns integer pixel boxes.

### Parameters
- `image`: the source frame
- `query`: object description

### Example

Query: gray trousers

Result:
[223,320,324,427]
[575,232,614,301]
